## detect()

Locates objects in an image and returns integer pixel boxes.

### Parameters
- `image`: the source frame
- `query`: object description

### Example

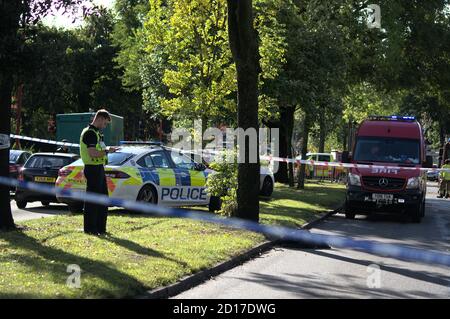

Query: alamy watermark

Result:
[366,4,381,29]
[170,120,281,172]
[66,264,81,289]
[366,263,381,289]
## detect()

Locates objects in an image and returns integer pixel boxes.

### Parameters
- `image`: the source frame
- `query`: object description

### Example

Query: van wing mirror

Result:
[341,151,351,163]
[424,155,433,169]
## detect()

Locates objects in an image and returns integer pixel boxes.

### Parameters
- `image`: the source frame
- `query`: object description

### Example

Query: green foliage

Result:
[342,82,403,124]
[16,8,142,139]
[134,0,288,127]
[205,150,238,216]
[142,0,236,125]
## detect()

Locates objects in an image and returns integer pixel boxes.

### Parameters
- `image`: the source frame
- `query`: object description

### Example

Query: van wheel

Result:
[345,212,356,219]
[208,196,222,212]
[410,202,422,223]
[137,185,157,204]
[420,198,426,218]
[16,200,27,209]
[344,201,356,219]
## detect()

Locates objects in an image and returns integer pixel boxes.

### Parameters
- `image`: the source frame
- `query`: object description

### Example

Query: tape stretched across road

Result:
[182,148,450,173]
[9,134,450,172]
[10,134,80,148]
[2,175,450,268]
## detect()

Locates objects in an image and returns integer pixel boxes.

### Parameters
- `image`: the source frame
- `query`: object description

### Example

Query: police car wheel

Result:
[138,185,157,204]
[16,200,27,209]
[208,196,222,212]
[68,203,83,214]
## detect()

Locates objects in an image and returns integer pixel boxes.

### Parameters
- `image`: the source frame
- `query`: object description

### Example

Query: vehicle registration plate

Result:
[34,176,56,183]
[372,193,394,201]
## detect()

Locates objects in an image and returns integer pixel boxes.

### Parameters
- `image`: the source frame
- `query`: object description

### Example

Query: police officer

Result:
[79,109,118,235]
[438,159,450,198]
[56,139,69,153]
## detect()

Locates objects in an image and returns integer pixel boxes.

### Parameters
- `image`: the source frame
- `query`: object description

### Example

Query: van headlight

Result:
[406,177,420,189]
[348,173,361,186]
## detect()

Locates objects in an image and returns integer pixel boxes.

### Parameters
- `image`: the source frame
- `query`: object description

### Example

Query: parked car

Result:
[15,152,80,209]
[55,144,275,214]
[200,147,275,197]
[9,150,32,180]
[427,164,439,182]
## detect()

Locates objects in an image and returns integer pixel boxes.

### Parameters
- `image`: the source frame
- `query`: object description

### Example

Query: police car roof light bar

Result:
[368,115,416,121]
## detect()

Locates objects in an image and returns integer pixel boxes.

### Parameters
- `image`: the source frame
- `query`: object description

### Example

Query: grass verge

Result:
[0,181,344,298]
[260,181,345,227]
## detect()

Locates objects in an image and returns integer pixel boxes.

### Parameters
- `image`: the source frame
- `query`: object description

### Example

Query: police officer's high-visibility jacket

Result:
[440,164,450,181]
[80,126,107,165]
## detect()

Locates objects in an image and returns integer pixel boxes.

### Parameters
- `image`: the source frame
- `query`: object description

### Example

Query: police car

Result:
[55,143,274,213]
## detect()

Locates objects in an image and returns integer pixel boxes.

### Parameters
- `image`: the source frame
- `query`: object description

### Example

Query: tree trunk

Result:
[439,121,446,148]
[272,108,288,183]
[342,123,348,151]
[0,74,15,230]
[227,0,260,222]
[201,113,208,149]
[318,112,326,153]
[297,116,310,190]
[285,107,295,187]
[0,0,20,230]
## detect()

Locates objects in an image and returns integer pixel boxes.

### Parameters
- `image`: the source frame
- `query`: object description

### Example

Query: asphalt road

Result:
[10,194,70,222]
[174,182,450,299]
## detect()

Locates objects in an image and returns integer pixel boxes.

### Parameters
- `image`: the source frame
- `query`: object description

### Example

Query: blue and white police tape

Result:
[2,175,450,268]
[10,134,79,148]
[179,148,450,173]
[9,133,450,172]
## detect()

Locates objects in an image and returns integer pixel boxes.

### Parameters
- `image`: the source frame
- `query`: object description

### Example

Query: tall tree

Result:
[0,0,19,230]
[0,0,91,230]
[227,0,260,221]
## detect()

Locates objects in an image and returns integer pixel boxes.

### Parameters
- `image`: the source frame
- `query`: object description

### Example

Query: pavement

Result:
[174,182,450,299]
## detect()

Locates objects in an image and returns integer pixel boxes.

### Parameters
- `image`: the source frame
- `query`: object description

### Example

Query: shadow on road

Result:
[232,269,446,298]
[312,196,450,252]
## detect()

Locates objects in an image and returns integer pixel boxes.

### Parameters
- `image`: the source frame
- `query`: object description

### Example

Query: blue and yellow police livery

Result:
[55,145,216,212]
[56,145,274,213]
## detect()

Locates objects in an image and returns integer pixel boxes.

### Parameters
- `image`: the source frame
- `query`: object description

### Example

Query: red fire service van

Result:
[342,116,433,223]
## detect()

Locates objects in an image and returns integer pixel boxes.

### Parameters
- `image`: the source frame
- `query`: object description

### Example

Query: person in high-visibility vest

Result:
[438,159,450,198]
[56,139,69,153]
[80,109,119,234]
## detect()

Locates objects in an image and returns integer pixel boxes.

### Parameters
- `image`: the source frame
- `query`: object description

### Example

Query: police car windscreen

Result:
[353,137,420,164]
[25,156,77,169]
[108,152,133,166]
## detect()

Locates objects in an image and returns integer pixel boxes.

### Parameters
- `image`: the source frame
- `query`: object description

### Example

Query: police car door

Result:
[138,151,178,206]
[167,150,209,206]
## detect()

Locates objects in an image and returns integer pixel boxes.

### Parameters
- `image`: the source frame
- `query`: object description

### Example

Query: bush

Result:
[205,150,238,216]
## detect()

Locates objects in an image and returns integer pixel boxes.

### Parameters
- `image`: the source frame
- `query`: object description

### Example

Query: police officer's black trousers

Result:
[83,165,108,234]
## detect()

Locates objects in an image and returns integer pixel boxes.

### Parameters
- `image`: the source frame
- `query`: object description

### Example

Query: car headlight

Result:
[348,173,361,186]
[406,177,420,189]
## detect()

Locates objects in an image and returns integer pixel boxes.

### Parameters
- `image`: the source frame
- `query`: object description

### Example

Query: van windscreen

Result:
[353,137,420,164]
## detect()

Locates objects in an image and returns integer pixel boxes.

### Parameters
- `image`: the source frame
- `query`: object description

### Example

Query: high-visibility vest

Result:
[80,126,107,165]
[440,164,450,181]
